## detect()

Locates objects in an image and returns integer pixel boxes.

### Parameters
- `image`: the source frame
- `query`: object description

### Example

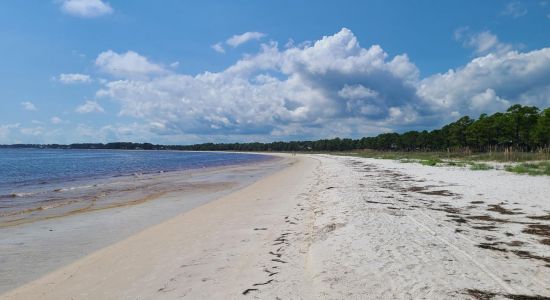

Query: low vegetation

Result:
[420,159,442,166]
[339,151,550,176]
[339,149,549,163]
[505,162,550,176]
[469,163,494,171]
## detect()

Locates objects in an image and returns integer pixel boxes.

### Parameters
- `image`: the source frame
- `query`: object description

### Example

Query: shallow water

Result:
[0,149,270,218]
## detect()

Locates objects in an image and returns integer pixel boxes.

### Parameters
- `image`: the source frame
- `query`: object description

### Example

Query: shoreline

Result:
[0,153,277,228]
[0,153,288,294]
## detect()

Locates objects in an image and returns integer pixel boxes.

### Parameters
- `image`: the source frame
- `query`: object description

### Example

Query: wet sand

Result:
[2,154,550,299]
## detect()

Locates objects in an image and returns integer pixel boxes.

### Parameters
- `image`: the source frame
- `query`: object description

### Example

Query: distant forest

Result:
[2,104,549,152]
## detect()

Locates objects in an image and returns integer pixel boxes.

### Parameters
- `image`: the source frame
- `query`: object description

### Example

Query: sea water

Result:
[0,148,270,218]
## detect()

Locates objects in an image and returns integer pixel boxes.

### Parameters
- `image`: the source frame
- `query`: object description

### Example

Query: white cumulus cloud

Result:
[338,84,379,100]
[418,48,550,116]
[91,28,550,140]
[76,100,105,113]
[502,1,527,18]
[226,32,266,47]
[95,50,167,79]
[58,73,91,84]
[469,89,511,112]
[59,0,113,18]
[97,28,422,138]
[211,43,225,53]
[51,116,63,124]
[21,101,37,111]
[456,30,514,56]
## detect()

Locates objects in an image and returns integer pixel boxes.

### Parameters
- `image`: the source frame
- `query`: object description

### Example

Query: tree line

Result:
[1,104,549,153]
[176,104,550,152]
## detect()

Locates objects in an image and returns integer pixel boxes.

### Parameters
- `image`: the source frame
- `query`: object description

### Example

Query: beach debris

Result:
[522,224,550,238]
[269,251,282,258]
[242,288,259,295]
[467,215,511,223]
[511,250,550,264]
[264,268,278,276]
[465,289,550,300]
[506,240,525,247]
[365,200,393,205]
[252,279,274,286]
[472,225,498,231]
[528,214,550,221]
[476,243,508,252]
[487,204,522,215]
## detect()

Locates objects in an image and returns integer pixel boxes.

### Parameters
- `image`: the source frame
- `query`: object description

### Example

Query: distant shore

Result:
[2,154,550,299]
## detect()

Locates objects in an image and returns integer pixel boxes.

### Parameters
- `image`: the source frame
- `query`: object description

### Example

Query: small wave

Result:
[1,183,97,200]
[38,200,75,210]
[52,184,95,193]
[0,199,77,217]
[0,192,36,199]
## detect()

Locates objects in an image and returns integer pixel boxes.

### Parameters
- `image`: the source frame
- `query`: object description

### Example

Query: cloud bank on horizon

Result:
[90,28,550,142]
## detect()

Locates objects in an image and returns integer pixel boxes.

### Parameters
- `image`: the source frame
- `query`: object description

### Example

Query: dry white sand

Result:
[3,154,550,299]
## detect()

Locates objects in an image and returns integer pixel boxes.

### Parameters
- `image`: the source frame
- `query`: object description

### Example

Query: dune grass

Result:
[334,150,550,176]
[420,158,442,166]
[445,161,467,167]
[339,149,550,162]
[469,163,494,171]
[505,161,550,176]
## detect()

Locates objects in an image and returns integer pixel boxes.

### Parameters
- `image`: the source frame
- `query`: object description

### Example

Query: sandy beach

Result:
[2,154,550,299]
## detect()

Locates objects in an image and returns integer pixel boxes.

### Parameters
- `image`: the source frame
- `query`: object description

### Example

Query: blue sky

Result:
[0,0,549,144]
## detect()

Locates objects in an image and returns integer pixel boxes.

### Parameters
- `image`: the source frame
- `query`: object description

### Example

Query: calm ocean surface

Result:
[0,149,270,212]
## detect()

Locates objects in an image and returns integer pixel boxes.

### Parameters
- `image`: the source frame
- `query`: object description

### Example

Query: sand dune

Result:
[3,154,550,299]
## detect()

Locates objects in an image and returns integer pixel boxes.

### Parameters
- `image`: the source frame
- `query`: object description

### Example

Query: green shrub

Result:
[469,163,494,170]
[446,161,466,167]
[399,159,415,163]
[505,161,550,176]
[420,158,442,166]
